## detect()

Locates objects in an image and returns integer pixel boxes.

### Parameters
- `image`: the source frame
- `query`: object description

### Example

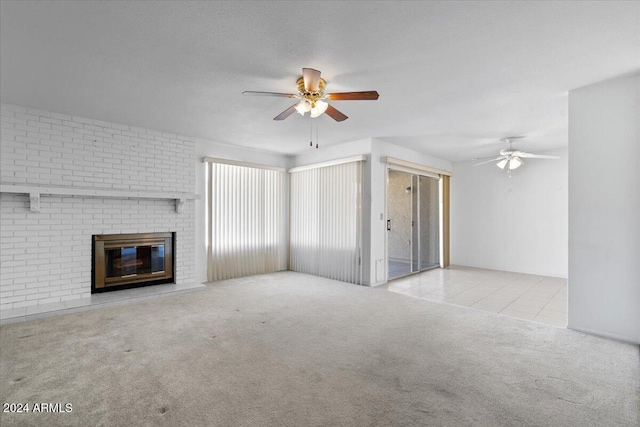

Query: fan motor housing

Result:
[296,76,326,101]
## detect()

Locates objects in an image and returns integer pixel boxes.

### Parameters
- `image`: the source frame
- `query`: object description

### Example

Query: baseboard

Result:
[567,324,640,345]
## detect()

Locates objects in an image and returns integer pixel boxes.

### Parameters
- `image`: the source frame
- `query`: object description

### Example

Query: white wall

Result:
[568,73,640,344]
[450,149,568,277]
[194,139,291,283]
[0,104,196,311]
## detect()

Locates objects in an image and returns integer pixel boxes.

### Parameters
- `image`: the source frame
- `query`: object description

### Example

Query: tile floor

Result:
[388,260,441,279]
[385,265,567,327]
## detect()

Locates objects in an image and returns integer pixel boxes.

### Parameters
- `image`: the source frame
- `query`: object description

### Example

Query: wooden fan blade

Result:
[325,104,348,122]
[273,103,299,121]
[302,68,321,92]
[243,91,296,98]
[326,91,379,101]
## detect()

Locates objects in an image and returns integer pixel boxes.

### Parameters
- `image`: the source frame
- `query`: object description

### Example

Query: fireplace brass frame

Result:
[92,232,174,293]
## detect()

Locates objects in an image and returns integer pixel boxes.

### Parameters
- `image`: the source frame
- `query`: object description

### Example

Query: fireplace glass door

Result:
[105,245,165,278]
[93,233,174,292]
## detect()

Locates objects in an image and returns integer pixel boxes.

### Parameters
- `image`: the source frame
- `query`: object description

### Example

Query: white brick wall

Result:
[0,104,196,311]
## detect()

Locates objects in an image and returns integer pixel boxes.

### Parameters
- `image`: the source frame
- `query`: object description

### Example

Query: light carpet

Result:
[1,271,638,426]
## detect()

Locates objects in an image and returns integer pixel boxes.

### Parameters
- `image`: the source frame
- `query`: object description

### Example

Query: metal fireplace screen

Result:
[93,232,174,292]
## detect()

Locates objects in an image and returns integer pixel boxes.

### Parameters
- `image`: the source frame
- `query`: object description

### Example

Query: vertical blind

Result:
[289,160,364,284]
[206,161,287,281]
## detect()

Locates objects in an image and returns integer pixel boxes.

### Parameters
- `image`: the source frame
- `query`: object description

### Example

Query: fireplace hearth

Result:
[92,232,174,293]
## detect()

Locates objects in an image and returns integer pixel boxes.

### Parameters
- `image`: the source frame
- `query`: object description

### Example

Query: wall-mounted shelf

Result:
[0,183,199,213]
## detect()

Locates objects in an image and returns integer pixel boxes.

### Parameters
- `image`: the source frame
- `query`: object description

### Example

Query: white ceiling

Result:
[1,1,638,161]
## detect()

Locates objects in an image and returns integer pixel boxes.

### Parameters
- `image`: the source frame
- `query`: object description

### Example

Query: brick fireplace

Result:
[0,104,196,313]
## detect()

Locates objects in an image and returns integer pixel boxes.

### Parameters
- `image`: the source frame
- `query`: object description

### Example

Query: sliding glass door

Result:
[387,170,440,280]
[387,170,414,278]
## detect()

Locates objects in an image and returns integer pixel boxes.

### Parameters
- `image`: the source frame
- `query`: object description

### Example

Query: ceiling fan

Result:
[242,68,379,122]
[473,137,560,172]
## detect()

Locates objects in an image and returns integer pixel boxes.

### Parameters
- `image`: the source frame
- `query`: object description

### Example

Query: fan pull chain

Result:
[306,116,320,149]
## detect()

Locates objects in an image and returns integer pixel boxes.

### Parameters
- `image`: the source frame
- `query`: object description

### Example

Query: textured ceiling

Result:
[1,1,639,161]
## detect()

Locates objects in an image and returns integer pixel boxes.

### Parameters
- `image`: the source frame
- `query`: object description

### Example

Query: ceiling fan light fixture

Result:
[310,100,328,118]
[475,137,558,172]
[509,157,523,170]
[245,68,377,124]
[295,100,311,115]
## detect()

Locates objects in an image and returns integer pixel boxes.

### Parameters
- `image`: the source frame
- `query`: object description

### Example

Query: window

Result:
[289,158,364,284]
[205,159,287,281]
